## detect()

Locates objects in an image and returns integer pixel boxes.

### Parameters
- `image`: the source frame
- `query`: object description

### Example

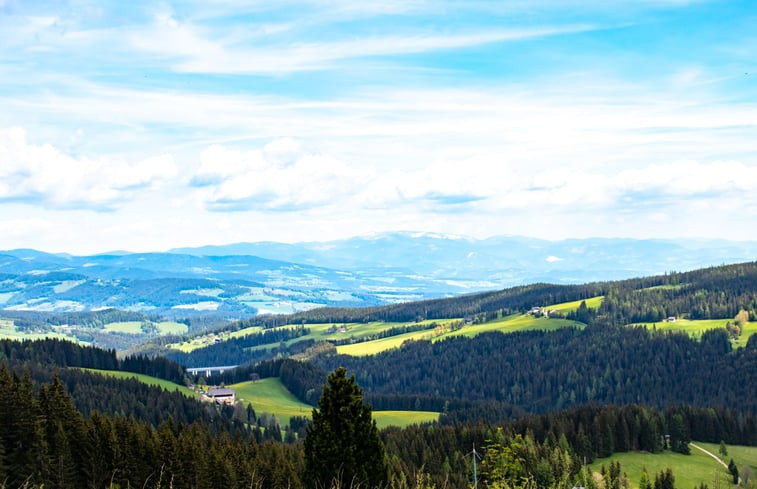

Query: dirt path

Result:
[690,443,728,469]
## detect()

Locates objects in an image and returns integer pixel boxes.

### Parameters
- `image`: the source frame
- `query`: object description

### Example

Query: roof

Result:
[207,388,235,397]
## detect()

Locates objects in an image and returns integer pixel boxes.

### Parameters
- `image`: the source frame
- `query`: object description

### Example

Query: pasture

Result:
[444,314,583,340]
[628,318,756,347]
[545,295,604,313]
[229,377,313,426]
[696,441,757,473]
[172,299,594,358]
[0,319,75,342]
[589,445,736,489]
[104,321,143,334]
[81,368,196,398]
[228,377,439,428]
[155,321,189,335]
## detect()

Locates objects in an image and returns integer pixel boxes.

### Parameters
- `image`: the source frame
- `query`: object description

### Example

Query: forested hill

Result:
[0,339,244,431]
[223,261,757,330]
[312,326,757,415]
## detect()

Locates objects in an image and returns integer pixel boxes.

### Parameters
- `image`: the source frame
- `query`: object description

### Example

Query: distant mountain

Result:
[2,233,755,317]
[0,247,448,317]
[172,232,757,284]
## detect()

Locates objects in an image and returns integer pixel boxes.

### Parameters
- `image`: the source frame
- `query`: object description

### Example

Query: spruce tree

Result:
[304,367,387,488]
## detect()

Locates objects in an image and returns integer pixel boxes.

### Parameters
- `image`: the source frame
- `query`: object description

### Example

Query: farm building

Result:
[206,388,236,405]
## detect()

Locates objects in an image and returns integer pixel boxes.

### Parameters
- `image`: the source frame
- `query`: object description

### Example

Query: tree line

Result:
[0,337,187,384]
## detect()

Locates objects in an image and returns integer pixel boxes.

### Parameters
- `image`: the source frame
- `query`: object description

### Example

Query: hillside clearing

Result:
[228,377,439,428]
[80,368,196,398]
[588,444,748,489]
[545,296,604,312]
[628,319,756,347]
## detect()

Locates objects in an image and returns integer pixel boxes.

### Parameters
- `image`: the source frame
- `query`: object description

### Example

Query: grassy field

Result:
[104,321,144,334]
[445,314,583,339]
[336,327,440,355]
[373,411,439,429]
[589,446,735,489]
[336,314,584,356]
[0,319,75,342]
[739,321,757,345]
[696,441,757,473]
[229,377,314,425]
[171,305,588,358]
[546,295,604,313]
[155,321,188,335]
[170,319,460,355]
[81,368,196,398]
[628,319,756,347]
[165,296,604,358]
[228,377,439,428]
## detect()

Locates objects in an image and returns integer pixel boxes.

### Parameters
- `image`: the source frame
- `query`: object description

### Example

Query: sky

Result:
[1,0,756,254]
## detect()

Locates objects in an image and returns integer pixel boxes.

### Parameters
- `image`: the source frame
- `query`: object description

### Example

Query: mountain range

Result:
[1,232,756,317]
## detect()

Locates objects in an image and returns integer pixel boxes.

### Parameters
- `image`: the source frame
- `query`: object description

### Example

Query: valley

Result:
[1,259,755,489]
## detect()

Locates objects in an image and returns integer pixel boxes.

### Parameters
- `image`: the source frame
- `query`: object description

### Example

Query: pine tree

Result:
[304,367,388,488]
[718,441,728,457]
[639,466,651,489]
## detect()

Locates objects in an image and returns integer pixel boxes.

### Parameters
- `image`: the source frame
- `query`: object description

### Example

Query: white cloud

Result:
[192,139,370,211]
[616,160,757,196]
[0,127,178,209]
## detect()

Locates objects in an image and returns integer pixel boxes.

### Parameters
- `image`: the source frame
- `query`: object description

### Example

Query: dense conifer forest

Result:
[311,326,757,414]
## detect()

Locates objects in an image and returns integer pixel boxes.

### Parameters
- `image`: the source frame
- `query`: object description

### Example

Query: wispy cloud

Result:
[127,19,597,74]
[1,0,756,251]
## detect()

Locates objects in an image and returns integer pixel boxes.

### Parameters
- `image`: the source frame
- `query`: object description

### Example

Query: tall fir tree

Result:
[304,367,387,488]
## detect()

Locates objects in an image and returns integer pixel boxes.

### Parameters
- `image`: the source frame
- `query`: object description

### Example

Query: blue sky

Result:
[1,0,756,253]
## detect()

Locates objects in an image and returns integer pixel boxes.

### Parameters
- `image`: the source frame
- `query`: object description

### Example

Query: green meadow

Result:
[229,377,313,425]
[104,321,144,333]
[81,368,196,398]
[589,445,736,489]
[696,441,757,473]
[0,319,75,342]
[155,321,189,335]
[444,314,583,339]
[545,295,604,313]
[228,377,439,428]
[171,319,460,355]
[628,319,756,347]
[172,297,598,358]
[373,410,439,429]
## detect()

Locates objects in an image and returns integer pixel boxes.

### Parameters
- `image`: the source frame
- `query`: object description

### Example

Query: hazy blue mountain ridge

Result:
[2,233,756,316]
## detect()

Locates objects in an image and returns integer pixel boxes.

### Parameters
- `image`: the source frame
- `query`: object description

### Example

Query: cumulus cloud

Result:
[192,138,370,211]
[0,127,178,209]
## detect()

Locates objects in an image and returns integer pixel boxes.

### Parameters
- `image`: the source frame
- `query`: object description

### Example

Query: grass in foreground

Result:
[80,368,196,398]
[589,445,738,489]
